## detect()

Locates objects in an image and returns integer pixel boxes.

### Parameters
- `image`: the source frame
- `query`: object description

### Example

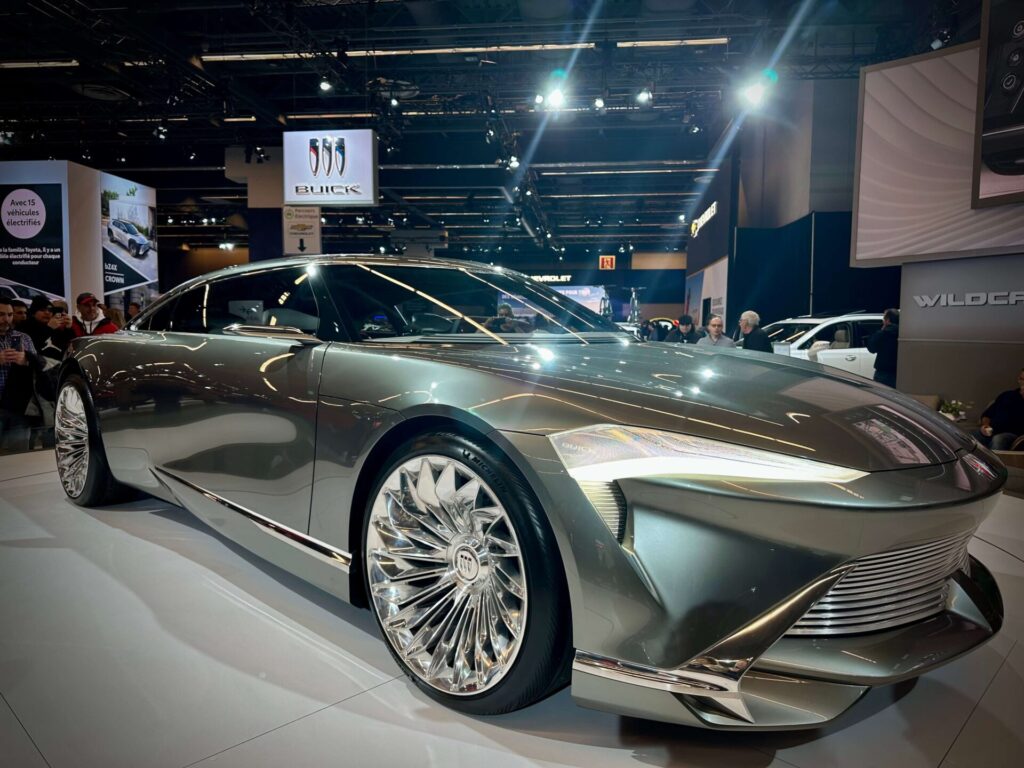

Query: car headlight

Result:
[549,424,867,484]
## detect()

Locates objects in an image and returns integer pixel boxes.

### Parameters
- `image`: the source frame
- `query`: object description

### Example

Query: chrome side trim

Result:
[573,651,753,722]
[153,467,352,571]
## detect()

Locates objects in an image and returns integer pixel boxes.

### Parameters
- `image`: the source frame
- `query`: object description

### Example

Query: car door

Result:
[810,321,861,374]
[853,319,883,377]
[121,265,329,533]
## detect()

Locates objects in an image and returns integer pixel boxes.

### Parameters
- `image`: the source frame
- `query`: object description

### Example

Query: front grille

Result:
[579,480,627,542]
[786,531,972,637]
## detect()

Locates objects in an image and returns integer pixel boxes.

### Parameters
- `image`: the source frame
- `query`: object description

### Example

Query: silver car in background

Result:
[55,256,1004,730]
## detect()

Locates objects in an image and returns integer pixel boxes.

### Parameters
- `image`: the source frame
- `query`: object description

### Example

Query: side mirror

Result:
[223,323,321,346]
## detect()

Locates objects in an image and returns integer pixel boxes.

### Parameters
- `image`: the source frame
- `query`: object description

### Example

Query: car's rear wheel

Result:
[55,374,124,506]
[363,432,571,715]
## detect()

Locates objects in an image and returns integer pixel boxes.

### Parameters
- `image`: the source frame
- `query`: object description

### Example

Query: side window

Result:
[169,268,320,335]
[171,286,209,333]
[854,320,883,349]
[143,297,176,331]
[800,322,853,349]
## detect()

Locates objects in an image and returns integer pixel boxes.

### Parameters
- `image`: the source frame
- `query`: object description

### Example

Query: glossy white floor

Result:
[1,452,1022,768]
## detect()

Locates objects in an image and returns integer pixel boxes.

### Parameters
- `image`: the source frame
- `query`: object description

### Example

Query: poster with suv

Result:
[100,172,158,294]
[973,0,1024,207]
[0,183,65,300]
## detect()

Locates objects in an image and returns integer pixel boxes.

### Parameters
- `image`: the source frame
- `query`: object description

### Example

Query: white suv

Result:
[761,313,885,378]
[107,219,150,257]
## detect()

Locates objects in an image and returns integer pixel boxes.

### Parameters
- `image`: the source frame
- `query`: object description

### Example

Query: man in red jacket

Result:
[71,292,119,337]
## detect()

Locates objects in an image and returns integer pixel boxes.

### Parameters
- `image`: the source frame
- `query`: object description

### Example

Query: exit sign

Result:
[599,254,616,270]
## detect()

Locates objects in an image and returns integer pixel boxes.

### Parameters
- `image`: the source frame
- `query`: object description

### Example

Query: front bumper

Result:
[496,431,1005,730]
[571,557,1002,730]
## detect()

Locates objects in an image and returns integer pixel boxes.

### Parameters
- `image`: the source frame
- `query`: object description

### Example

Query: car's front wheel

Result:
[363,432,571,715]
[55,374,124,506]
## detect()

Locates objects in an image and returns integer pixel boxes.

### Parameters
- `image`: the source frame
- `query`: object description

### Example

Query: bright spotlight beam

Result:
[741,82,766,108]
[547,88,566,109]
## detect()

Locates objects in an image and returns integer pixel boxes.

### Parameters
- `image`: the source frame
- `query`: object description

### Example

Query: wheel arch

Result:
[345,408,568,618]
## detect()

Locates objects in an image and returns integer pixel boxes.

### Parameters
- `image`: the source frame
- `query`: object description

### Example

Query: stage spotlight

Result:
[508,155,520,169]
[390,97,399,107]
[319,79,333,92]
[636,87,653,105]
[534,93,544,105]
[546,88,565,109]
[678,213,687,223]
[594,96,605,109]
[741,81,766,108]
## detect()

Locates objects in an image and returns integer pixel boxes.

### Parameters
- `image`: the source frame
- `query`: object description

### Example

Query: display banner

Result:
[0,183,65,299]
[283,129,378,206]
[100,173,158,295]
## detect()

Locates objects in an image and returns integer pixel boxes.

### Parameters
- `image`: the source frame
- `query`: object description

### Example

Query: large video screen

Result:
[973,0,1024,207]
[852,43,1024,265]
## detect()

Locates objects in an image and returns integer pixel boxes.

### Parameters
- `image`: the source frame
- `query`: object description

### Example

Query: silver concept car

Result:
[54,255,1005,730]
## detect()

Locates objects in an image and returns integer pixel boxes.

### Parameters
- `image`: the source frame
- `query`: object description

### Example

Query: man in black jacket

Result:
[867,308,900,388]
[974,369,1024,451]
[0,299,42,452]
[738,310,773,353]
[665,314,705,344]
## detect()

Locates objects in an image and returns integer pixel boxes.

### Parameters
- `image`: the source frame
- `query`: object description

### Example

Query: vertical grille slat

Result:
[579,480,627,542]
[786,532,972,637]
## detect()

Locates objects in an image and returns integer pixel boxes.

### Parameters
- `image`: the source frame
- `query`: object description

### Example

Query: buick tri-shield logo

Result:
[308,136,346,178]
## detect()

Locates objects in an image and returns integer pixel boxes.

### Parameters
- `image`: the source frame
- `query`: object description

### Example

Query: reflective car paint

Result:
[60,255,1006,730]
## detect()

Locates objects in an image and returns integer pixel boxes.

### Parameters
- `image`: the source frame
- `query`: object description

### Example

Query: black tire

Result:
[107,227,113,242]
[55,373,128,506]
[362,431,572,715]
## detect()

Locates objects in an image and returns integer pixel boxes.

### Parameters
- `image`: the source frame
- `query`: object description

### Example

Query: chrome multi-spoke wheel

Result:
[366,454,528,696]
[55,383,90,498]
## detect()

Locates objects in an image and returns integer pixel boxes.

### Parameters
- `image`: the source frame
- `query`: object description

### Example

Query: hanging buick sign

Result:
[283,129,378,206]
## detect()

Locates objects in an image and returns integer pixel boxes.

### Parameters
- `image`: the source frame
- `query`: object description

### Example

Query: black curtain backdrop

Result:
[728,212,900,330]
[811,212,900,315]
[728,215,812,329]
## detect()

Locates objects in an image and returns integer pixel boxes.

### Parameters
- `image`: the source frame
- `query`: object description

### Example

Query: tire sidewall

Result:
[362,431,570,715]
[57,373,113,506]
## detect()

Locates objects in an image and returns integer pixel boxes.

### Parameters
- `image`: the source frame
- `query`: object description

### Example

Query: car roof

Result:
[768,314,884,325]
[158,254,523,301]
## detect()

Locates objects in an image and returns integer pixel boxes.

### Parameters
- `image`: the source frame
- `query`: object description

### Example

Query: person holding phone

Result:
[0,299,40,451]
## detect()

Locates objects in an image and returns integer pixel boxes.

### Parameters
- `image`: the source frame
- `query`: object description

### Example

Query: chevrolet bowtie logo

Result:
[308,137,347,178]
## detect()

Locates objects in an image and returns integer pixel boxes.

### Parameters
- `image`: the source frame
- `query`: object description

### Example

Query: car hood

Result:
[364,339,974,472]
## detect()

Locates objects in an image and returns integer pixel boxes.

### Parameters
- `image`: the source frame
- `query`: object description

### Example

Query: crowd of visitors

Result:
[0,291,130,453]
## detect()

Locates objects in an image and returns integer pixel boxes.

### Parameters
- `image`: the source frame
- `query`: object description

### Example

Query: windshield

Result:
[763,322,816,346]
[321,263,627,343]
[122,221,140,235]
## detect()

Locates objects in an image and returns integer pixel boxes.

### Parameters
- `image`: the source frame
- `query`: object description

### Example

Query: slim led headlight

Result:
[549,425,866,484]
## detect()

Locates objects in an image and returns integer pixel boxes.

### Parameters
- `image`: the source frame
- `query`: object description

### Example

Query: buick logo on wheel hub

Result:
[454,547,481,582]
[308,136,347,178]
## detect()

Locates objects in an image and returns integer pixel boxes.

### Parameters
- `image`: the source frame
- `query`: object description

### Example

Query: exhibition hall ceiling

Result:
[0,0,982,257]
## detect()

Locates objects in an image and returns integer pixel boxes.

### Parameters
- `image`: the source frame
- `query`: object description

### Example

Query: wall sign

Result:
[599,254,616,270]
[530,274,572,283]
[283,129,378,206]
[0,183,64,298]
[690,201,718,239]
[283,206,322,255]
[912,290,1023,307]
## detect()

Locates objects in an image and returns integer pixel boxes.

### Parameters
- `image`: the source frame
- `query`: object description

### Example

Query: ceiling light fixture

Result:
[616,37,729,48]
[593,96,605,109]
[0,59,79,69]
[636,87,653,105]
[319,78,333,92]
[546,88,566,109]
